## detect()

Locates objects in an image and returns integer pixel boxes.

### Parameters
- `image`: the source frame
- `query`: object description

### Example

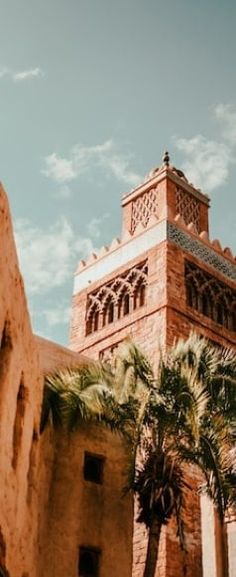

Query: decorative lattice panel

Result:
[131,188,158,233]
[176,188,200,231]
[86,261,148,334]
[167,222,236,282]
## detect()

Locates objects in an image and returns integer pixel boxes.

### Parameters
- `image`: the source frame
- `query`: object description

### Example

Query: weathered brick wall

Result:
[70,244,167,367]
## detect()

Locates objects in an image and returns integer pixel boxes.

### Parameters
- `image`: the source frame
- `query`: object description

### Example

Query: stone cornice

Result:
[122,167,210,207]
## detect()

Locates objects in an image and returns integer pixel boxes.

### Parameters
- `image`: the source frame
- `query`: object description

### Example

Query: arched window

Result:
[123,293,130,316]
[108,301,114,323]
[93,310,99,332]
[118,289,130,319]
[201,290,213,318]
[86,261,148,332]
[102,296,115,326]
[215,298,229,328]
[86,305,100,335]
[134,282,146,309]
[216,302,224,325]
[185,260,236,333]
[186,281,198,310]
[139,284,146,307]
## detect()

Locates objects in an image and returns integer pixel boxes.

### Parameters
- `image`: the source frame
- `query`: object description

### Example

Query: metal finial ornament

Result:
[163,151,170,167]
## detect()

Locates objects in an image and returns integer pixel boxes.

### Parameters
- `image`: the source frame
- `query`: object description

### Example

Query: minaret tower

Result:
[70,153,236,577]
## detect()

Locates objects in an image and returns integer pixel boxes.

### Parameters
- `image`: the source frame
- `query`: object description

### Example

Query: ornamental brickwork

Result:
[86,261,148,335]
[176,187,200,232]
[131,187,159,233]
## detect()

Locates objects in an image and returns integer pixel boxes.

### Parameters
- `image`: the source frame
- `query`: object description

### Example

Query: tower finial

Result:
[163,150,170,167]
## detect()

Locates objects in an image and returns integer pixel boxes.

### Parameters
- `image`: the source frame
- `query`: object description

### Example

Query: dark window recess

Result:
[185,260,236,332]
[108,301,114,324]
[123,293,130,315]
[79,547,100,577]
[85,261,148,335]
[83,453,104,484]
[93,311,99,332]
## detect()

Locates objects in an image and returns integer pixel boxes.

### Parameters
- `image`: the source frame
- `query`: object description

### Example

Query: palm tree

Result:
[40,334,236,577]
[40,362,112,432]
[167,334,236,575]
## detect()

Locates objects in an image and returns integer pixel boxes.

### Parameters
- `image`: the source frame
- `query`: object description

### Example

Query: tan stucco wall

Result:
[0,182,44,576]
[39,424,133,577]
[0,182,133,577]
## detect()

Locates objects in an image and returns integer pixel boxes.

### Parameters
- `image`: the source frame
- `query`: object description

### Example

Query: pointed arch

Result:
[133,276,147,310]
[85,260,148,334]
[215,294,230,329]
[86,301,101,335]
[117,282,132,319]
[185,260,236,333]
[102,293,116,326]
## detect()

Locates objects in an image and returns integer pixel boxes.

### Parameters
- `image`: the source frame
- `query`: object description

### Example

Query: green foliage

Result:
[40,332,236,554]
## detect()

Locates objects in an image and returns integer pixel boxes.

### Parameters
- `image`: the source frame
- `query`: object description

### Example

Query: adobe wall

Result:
[0,184,88,577]
[37,338,133,577]
[0,183,133,577]
[0,182,45,577]
[39,424,133,577]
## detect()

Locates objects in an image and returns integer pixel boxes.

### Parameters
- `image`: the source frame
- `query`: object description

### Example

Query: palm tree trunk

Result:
[221,523,229,577]
[143,516,162,577]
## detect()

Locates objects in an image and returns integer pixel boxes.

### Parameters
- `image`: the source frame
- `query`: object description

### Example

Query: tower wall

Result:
[70,242,167,365]
[70,159,236,577]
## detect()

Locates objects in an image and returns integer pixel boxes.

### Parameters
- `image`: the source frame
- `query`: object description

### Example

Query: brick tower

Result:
[69,152,236,577]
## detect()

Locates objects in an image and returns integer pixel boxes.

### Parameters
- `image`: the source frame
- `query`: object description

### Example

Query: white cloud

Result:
[87,213,110,239]
[213,103,236,145]
[0,66,43,82]
[13,67,43,81]
[14,218,94,296]
[55,185,72,199]
[35,305,71,327]
[42,140,142,186]
[42,153,77,184]
[174,135,232,192]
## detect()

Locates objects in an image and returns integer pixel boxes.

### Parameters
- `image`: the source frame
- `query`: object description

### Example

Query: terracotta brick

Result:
[70,163,235,577]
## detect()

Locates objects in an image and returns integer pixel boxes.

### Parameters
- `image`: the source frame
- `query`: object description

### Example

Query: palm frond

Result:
[114,338,154,401]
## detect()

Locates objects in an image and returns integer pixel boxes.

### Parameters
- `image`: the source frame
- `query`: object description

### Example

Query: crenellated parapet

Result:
[74,204,236,296]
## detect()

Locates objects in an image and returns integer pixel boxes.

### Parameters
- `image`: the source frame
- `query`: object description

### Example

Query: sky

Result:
[0,0,236,345]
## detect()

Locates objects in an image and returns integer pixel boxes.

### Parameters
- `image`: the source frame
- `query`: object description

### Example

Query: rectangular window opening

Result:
[83,452,104,484]
[79,547,100,577]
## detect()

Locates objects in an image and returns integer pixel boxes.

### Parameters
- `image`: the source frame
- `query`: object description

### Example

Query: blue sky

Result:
[1,0,236,344]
